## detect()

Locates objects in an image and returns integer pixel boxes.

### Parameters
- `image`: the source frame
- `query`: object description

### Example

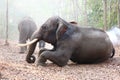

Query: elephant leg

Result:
[36,48,52,66]
[37,50,70,67]
[20,46,27,53]
[39,40,45,48]
[37,48,49,57]
[36,52,47,66]
[19,30,28,53]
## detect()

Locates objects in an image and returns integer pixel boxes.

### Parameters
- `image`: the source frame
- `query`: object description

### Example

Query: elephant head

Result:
[20,16,73,63]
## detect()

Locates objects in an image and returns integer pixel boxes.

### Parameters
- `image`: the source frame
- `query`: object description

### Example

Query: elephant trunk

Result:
[26,31,42,63]
[26,40,38,63]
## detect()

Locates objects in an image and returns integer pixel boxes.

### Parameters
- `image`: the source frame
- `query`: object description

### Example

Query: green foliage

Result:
[107,0,118,28]
[87,0,103,28]
[87,0,118,29]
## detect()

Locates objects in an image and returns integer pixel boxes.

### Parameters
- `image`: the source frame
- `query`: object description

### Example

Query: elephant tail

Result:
[110,48,115,58]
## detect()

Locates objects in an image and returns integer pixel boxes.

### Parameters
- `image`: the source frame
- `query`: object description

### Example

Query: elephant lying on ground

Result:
[18,17,45,53]
[19,16,115,67]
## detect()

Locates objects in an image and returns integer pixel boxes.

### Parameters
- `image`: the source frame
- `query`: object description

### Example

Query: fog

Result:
[0,0,78,40]
[0,0,119,42]
[10,0,62,25]
[8,0,64,26]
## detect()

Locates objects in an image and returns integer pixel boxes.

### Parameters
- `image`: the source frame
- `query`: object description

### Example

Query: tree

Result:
[87,0,103,28]
[118,0,120,28]
[103,0,108,30]
[71,0,79,22]
[5,0,9,45]
[83,0,88,26]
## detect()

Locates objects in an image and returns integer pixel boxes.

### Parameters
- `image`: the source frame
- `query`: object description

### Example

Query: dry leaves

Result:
[0,39,120,80]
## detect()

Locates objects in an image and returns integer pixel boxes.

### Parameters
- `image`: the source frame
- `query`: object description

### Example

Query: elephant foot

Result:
[19,51,25,54]
[36,62,47,66]
[36,55,47,66]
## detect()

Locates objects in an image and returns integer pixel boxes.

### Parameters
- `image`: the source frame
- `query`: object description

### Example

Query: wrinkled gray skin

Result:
[18,18,45,53]
[26,16,114,67]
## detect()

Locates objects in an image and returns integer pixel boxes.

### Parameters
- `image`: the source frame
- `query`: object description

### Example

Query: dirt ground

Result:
[0,39,120,80]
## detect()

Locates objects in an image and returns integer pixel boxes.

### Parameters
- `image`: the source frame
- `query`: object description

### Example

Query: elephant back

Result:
[27,20,37,37]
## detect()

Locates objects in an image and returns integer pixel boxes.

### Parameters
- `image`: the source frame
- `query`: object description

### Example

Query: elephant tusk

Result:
[17,38,38,47]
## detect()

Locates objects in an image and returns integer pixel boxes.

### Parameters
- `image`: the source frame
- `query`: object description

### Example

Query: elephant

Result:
[18,17,45,53]
[19,16,115,67]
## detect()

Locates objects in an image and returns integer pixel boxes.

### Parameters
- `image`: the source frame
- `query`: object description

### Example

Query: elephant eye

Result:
[42,26,47,31]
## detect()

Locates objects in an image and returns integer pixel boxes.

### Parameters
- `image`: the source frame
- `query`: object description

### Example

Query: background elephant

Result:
[22,16,114,67]
[18,17,45,53]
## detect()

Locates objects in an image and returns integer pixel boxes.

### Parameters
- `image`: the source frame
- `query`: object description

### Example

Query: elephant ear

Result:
[56,21,68,40]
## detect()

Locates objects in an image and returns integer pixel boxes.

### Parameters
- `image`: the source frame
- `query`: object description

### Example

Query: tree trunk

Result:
[118,0,120,28]
[108,0,111,27]
[103,0,108,30]
[84,0,88,26]
[71,0,79,22]
[5,0,9,45]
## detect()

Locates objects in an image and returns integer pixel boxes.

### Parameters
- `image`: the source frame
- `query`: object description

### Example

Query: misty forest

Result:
[0,0,120,80]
